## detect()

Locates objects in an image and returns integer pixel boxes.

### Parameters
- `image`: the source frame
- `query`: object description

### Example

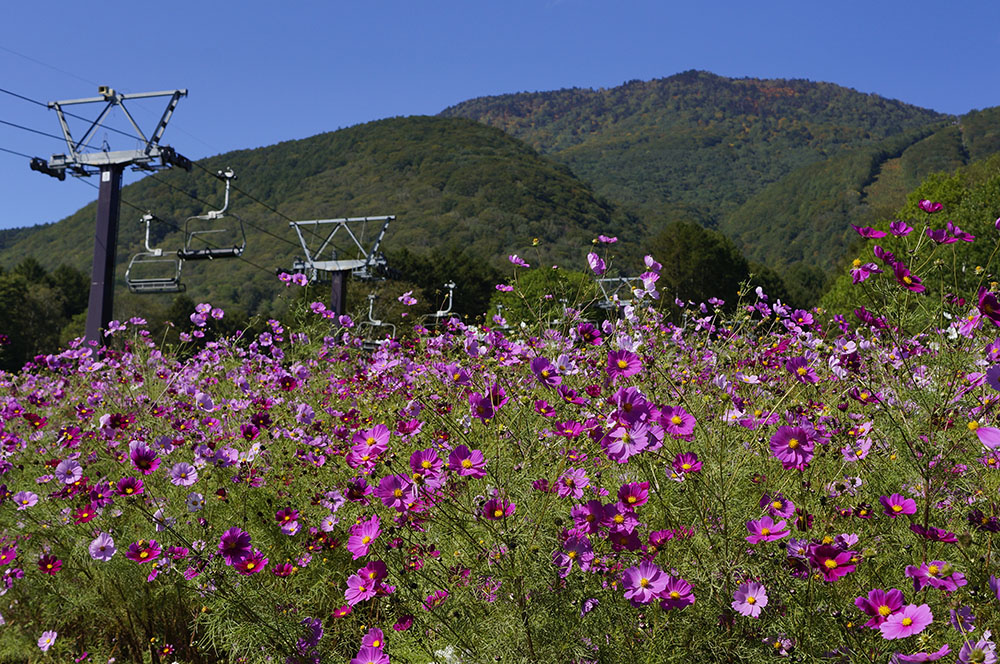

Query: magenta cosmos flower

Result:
[855,588,905,628]
[893,262,926,293]
[607,350,641,381]
[129,441,161,475]
[659,576,695,610]
[234,549,267,575]
[880,493,917,518]
[785,357,819,383]
[38,630,57,652]
[745,516,790,544]
[769,426,815,471]
[126,540,161,564]
[979,288,1000,327]
[672,452,702,474]
[732,581,768,618]
[482,498,515,520]
[880,604,933,640]
[218,527,252,566]
[622,561,667,605]
[347,514,381,560]
[809,543,856,581]
[661,406,696,437]
[530,357,562,388]
[448,445,486,478]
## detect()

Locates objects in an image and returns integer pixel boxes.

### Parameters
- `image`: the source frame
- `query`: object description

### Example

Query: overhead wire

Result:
[0,144,33,159]
[0,118,101,151]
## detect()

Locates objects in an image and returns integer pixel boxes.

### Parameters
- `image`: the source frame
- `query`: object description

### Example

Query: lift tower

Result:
[29,86,190,344]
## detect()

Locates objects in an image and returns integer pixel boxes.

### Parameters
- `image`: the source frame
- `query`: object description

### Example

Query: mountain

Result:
[441,70,950,224]
[0,116,638,322]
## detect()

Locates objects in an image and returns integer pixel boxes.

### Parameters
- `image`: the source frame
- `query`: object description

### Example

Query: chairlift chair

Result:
[125,213,185,293]
[178,168,246,260]
[358,293,396,351]
[596,277,637,309]
[420,281,456,327]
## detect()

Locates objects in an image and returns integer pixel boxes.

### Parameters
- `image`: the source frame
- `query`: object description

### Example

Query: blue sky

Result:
[2,0,999,231]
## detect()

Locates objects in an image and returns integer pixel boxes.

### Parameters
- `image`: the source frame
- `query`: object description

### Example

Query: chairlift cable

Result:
[0,118,102,151]
[0,144,35,159]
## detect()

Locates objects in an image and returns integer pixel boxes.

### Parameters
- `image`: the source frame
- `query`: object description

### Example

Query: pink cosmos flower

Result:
[557,467,589,499]
[919,199,943,213]
[672,452,702,474]
[732,581,768,618]
[351,646,390,664]
[979,288,1000,327]
[745,516,789,544]
[785,357,819,383]
[880,604,933,640]
[587,252,606,275]
[760,493,795,519]
[905,561,966,592]
[125,540,161,564]
[482,498,515,520]
[622,561,667,605]
[345,573,378,606]
[889,220,913,236]
[234,549,268,575]
[376,474,413,511]
[508,254,529,268]
[894,645,950,662]
[852,224,887,238]
[38,631,57,652]
[530,357,562,388]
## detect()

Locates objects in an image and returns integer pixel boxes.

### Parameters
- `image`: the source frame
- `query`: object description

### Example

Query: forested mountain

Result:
[441,72,1000,278]
[441,70,950,225]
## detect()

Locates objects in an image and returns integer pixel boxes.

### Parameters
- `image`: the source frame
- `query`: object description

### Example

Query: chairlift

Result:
[358,293,396,351]
[125,213,185,293]
[596,277,637,309]
[178,168,246,260]
[420,281,456,327]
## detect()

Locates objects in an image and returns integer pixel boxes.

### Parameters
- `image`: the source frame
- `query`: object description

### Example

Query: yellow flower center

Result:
[567,551,577,559]
[493,509,503,518]
[670,415,682,425]
[746,595,756,605]
[246,562,255,570]
[617,359,629,369]
[796,367,808,376]
[393,489,403,498]
[969,421,980,431]
[824,559,838,569]
[760,528,771,536]
[772,501,782,510]
[361,536,371,545]
[639,578,650,588]
[421,460,432,469]
[903,276,913,285]
[670,591,680,599]
[787,438,799,449]
[878,604,892,616]
[140,551,149,559]
[852,258,861,268]
[927,565,939,576]
[901,617,913,626]
[682,463,692,470]
[892,505,903,513]
[366,436,376,446]
[461,459,473,468]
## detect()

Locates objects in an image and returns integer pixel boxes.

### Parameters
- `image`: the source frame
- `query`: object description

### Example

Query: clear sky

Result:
[2,0,999,231]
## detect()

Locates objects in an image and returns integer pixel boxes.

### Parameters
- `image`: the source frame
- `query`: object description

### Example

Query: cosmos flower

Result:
[347,514,381,560]
[168,462,198,487]
[881,604,933,640]
[125,540,161,564]
[658,576,695,610]
[745,516,790,544]
[37,631,57,652]
[880,494,917,518]
[218,527,252,566]
[769,426,816,471]
[855,588,905,628]
[622,561,667,605]
[234,549,267,575]
[606,350,641,381]
[732,581,768,618]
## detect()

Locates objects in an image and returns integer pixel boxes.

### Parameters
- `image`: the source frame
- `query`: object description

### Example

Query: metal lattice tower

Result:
[30,86,191,344]
[289,215,394,318]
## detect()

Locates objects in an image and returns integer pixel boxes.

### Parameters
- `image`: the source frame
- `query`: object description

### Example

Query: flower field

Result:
[5,204,1000,663]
